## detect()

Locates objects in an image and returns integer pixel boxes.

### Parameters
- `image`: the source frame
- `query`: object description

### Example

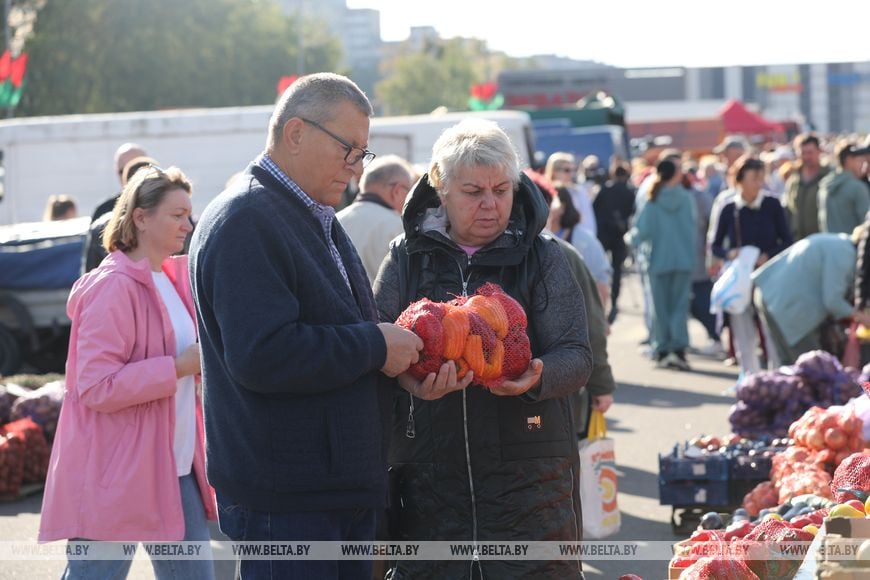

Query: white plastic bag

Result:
[579,411,620,539]
[710,246,760,316]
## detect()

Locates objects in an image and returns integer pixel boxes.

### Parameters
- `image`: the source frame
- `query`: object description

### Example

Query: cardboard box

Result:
[826,517,870,539]
[817,562,870,579]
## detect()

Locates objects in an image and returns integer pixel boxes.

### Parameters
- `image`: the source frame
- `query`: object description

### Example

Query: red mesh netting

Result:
[1,418,49,484]
[0,432,24,496]
[831,452,870,502]
[395,282,531,388]
[678,556,759,580]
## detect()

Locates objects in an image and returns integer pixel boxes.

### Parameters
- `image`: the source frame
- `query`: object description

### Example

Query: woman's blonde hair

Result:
[428,119,520,195]
[102,166,192,253]
[543,152,576,183]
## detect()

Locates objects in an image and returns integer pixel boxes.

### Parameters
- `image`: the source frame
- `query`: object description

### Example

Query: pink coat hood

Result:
[39,251,216,542]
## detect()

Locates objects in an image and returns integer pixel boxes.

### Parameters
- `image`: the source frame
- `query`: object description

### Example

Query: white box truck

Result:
[0,107,535,225]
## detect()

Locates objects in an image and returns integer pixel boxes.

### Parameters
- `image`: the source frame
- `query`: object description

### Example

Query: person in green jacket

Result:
[818,139,870,235]
[553,235,616,437]
[752,232,870,365]
[783,133,831,240]
[627,159,697,370]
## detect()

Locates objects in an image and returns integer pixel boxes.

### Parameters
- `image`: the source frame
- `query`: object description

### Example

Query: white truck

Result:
[0,107,535,225]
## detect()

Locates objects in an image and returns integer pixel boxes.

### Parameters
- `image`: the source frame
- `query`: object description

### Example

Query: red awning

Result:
[718,99,783,135]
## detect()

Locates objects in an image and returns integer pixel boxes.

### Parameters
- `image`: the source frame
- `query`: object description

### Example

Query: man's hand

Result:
[397,361,473,401]
[592,394,614,414]
[378,323,423,377]
[488,359,543,397]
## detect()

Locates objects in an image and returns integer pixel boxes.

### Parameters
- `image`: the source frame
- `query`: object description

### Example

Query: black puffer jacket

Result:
[374,173,592,579]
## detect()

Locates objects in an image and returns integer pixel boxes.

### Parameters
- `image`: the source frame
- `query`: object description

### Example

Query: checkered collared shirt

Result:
[260,154,352,292]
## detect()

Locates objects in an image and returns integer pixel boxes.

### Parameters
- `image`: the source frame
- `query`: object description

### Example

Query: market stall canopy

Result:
[718,99,783,135]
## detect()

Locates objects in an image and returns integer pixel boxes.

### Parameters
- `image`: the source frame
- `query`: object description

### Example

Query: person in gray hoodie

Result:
[627,159,697,370]
[818,139,870,235]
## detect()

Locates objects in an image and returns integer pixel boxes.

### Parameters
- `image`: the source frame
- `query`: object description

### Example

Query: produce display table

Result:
[793,524,823,580]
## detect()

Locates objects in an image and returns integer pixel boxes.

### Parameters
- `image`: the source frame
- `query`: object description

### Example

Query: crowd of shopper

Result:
[36,70,870,579]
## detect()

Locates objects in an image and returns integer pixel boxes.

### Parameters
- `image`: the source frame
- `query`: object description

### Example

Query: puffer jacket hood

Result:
[401,171,549,263]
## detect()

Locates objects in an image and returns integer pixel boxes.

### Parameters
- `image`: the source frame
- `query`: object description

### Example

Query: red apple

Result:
[845,499,866,514]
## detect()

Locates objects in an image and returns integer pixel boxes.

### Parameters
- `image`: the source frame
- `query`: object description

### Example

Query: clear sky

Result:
[346,0,869,68]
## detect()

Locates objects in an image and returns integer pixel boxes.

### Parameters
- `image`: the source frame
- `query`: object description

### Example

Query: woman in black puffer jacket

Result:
[373,119,593,579]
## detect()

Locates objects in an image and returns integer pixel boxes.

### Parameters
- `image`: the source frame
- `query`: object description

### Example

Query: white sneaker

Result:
[697,339,725,358]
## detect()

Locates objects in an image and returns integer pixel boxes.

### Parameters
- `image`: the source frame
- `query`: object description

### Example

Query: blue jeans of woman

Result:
[62,474,215,580]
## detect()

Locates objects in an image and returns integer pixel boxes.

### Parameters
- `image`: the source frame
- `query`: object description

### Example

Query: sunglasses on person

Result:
[300,117,377,168]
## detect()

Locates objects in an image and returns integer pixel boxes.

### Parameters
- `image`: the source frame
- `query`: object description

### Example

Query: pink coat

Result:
[39,251,217,542]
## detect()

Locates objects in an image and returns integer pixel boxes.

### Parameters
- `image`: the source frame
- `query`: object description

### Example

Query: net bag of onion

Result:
[395,283,531,389]
[830,452,870,503]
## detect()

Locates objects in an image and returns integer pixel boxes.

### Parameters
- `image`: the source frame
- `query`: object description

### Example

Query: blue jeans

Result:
[62,474,215,580]
[216,491,377,579]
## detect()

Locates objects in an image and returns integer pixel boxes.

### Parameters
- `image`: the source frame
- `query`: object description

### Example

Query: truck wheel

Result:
[0,324,21,376]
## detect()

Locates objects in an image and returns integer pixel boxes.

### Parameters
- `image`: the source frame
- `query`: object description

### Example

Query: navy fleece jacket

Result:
[189,159,389,513]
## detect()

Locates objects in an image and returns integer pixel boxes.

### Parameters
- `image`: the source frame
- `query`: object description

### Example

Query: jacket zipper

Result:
[405,253,473,440]
[457,255,482,575]
[462,388,482,576]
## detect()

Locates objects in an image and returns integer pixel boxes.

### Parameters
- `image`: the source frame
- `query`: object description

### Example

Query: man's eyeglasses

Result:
[300,117,376,168]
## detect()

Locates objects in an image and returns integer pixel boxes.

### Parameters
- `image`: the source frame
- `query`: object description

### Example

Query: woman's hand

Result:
[592,394,614,414]
[175,343,201,378]
[756,252,769,267]
[397,361,474,401]
[488,359,543,397]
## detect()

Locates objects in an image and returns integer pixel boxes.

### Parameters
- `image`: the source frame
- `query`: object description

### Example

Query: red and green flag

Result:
[468,82,503,111]
[0,51,28,108]
[276,75,299,96]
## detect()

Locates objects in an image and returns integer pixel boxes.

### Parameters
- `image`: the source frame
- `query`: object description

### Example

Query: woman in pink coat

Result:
[39,166,217,579]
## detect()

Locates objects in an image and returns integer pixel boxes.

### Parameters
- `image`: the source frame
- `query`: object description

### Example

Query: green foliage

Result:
[376,38,481,116]
[375,37,527,116]
[17,0,342,116]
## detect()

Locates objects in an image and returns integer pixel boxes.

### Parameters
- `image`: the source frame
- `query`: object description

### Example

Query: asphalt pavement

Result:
[0,270,740,579]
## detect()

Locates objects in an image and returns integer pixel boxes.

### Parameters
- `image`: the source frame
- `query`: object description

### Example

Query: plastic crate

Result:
[659,450,729,482]
[729,453,773,481]
[658,479,730,507]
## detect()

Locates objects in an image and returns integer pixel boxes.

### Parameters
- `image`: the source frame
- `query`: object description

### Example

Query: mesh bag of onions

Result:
[395,283,531,388]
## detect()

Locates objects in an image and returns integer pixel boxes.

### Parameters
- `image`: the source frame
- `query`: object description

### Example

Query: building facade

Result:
[498,61,870,134]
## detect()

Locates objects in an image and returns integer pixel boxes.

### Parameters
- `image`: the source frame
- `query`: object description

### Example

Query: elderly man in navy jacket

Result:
[189,73,422,580]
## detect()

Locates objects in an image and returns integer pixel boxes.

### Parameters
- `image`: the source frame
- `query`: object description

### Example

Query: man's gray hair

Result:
[428,119,520,194]
[113,142,145,171]
[267,73,373,150]
[359,155,415,192]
